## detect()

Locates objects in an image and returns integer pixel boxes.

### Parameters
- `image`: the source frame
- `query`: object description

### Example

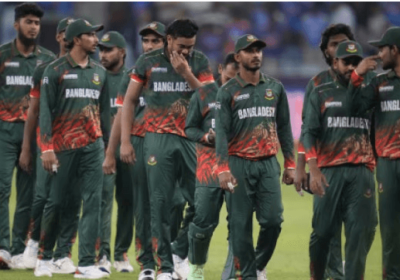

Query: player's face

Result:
[14,15,41,45]
[325,33,349,64]
[79,32,99,54]
[334,56,362,83]
[379,45,397,70]
[219,63,239,85]
[167,35,196,58]
[236,47,262,72]
[99,46,122,70]
[56,31,67,53]
[142,33,164,53]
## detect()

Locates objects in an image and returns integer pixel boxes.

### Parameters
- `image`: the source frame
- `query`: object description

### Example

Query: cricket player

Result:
[97,31,132,274]
[349,27,400,280]
[185,52,239,280]
[35,19,110,279]
[20,17,80,274]
[120,19,214,280]
[294,23,356,280]
[304,41,377,280]
[215,34,295,280]
[0,3,55,270]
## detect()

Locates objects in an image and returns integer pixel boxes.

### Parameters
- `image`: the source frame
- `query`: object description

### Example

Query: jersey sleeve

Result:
[303,88,321,162]
[185,90,208,145]
[130,54,147,84]
[215,88,232,174]
[116,69,131,107]
[298,78,315,154]
[276,84,295,169]
[39,66,58,152]
[348,71,379,115]
[100,75,111,146]
[195,54,215,84]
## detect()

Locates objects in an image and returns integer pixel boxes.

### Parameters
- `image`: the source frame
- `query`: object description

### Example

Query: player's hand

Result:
[355,55,380,76]
[19,147,32,173]
[218,171,237,193]
[207,128,216,145]
[309,168,329,197]
[120,141,136,165]
[170,51,191,76]
[41,151,59,174]
[294,166,307,196]
[103,152,116,174]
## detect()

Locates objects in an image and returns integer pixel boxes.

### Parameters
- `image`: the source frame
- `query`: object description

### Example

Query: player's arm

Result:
[276,85,296,186]
[215,88,236,193]
[39,67,58,173]
[303,89,329,197]
[99,76,111,148]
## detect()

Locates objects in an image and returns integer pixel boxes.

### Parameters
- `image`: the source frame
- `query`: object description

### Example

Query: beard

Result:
[382,60,396,70]
[18,28,36,47]
[335,69,351,85]
[242,61,261,72]
[102,58,119,71]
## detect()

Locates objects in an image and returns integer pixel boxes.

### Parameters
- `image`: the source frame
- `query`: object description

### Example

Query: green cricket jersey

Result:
[116,66,147,137]
[39,53,110,152]
[185,82,219,186]
[0,40,55,122]
[350,70,400,158]
[215,73,295,174]
[130,47,214,137]
[106,65,127,118]
[303,74,376,171]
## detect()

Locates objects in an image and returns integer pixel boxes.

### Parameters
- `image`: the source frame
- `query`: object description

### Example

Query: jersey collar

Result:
[11,39,40,58]
[66,52,93,68]
[234,72,266,88]
[387,70,399,79]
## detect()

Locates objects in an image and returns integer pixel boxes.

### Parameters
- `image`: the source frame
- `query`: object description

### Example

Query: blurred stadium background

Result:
[1,1,399,140]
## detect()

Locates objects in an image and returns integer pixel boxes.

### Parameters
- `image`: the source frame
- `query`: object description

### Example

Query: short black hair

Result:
[65,34,82,50]
[166,19,199,39]
[14,3,44,22]
[320,23,355,66]
[223,52,239,69]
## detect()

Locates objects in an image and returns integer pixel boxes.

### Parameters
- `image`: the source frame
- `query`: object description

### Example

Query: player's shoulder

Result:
[44,56,68,74]
[314,81,336,93]
[0,41,13,58]
[141,48,164,61]
[197,82,219,97]
[90,59,106,72]
[36,46,56,59]
[191,49,209,61]
[310,69,334,87]
[262,73,284,88]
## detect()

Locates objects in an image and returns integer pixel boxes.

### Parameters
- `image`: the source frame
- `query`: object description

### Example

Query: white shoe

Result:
[139,269,156,280]
[51,257,76,274]
[157,273,172,280]
[113,257,134,273]
[10,254,26,269]
[34,260,53,277]
[0,250,11,269]
[97,255,111,274]
[172,272,179,280]
[257,268,268,280]
[172,255,189,280]
[74,266,110,279]
[343,260,346,274]
[23,239,39,269]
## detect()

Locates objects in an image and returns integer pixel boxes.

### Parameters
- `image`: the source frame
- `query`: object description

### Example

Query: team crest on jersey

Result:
[149,22,157,29]
[92,73,100,85]
[265,89,274,100]
[147,155,157,166]
[101,34,110,42]
[247,35,256,42]
[379,183,383,193]
[346,43,357,53]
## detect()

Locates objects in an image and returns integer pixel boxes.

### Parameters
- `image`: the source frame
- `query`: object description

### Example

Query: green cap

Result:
[335,40,363,59]
[57,17,74,34]
[369,27,400,48]
[235,34,266,53]
[65,18,104,42]
[139,22,166,37]
[98,31,126,49]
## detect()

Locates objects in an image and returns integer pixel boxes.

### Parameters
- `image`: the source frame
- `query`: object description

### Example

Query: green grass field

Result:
[2,154,382,279]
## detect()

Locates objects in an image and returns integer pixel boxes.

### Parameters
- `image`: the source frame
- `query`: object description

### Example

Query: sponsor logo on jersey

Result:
[42,77,49,85]
[325,101,342,108]
[238,106,275,119]
[327,117,369,129]
[65,88,100,99]
[5,62,20,67]
[234,93,250,101]
[379,86,394,92]
[153,81,191,92]
[151,67,168,73]
[92,73,101,85]
[381,100,400,112]
[214,102,221,110]
[64,74,78,80]
[147,155,157,166]
[208,102,217,109]
[6,75,32,86]
[346,43,357,53]
[265,89,274,100]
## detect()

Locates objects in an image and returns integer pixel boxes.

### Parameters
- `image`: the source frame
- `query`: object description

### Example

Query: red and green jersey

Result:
[350,70,400,159]
[185,82,219,186]
[116,66,147,137]
[130,47,214,137]
[303,76,376,171]
[215,73,295,174]
[0,40,55,122]
[39,53,110,153]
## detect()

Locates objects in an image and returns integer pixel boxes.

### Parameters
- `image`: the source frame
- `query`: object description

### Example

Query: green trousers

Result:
[0,121,35,256]
[30,152,80,260]
[309,164,377,280]
[226,156,283,280]
[324,228,344,280]
[377,158,400,280]
[39,139,104,266]
[144,133,196,274]
[170,185,187,243]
